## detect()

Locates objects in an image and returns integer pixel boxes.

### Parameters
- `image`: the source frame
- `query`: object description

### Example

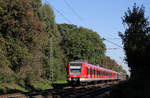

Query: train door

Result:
[101,71,103,79]
[100,70,102,79]
[90,67,92,79]
[103,71,105,79]
[98,70,100,79]
[94,68,96,79]
[92,68,94,79]
[88,67,90,80]
[99,71,101,78]
[97,69,99,78]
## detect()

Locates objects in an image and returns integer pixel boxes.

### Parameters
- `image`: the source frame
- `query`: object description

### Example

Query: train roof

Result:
[85,62,118,73]
[69,60,118,73]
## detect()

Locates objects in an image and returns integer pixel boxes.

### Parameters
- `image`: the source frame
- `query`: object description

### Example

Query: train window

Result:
[87,68,88,75]
[87,68,90,75]
[90,68,92,75]
[70,69,81,75]
[92,70,94,75]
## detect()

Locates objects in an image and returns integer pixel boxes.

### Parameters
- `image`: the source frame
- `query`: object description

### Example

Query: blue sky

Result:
[43,0,150,75]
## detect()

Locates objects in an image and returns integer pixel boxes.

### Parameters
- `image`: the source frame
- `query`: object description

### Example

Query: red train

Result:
[67,60,121,84]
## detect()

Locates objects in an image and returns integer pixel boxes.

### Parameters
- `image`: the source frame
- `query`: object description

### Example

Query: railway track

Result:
[0,81,123,98]
[52,81,118,98]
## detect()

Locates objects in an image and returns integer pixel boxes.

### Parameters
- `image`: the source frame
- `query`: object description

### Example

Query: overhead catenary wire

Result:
[103,38,123,49]
[45,0,72,23]
[63,0,89,28]
[45,0,123,50]
[63,0,123,50]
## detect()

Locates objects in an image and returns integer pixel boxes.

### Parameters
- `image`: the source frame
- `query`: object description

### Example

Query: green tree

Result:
[119,3,150,97]
[28,0,42,17]
[119,4,149,77]
[0,0,47,76]
[58,24,106,66]
[38,4,65,81]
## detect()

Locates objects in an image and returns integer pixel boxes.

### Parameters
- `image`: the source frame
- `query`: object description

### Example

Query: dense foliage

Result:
[119,4,150,97]
[119,4,150,72]
[0,0,126,93]
[103,56,126,73]
[57,24,106,65]
[106,4,150,98]
[0,0,65,93]
[57,24,125,73]
[0,0,47,76]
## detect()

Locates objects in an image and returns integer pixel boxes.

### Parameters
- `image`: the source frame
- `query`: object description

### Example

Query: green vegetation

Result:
[57,24,106,66]
[0,0,126,94]
[106,3,150,98]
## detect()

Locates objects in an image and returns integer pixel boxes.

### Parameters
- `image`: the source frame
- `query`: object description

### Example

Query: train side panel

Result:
[67,61,121,84]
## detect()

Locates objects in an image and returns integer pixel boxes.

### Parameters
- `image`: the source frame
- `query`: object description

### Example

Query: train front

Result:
[67,61,82,84]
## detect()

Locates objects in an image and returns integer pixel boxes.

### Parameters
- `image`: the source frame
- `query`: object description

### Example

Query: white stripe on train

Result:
[68,78,118,82]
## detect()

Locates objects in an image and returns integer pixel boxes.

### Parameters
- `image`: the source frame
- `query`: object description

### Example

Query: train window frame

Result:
[92,69,94,75]
[87,68,90,75]
[70,69,81,75]
[90,68,92,75]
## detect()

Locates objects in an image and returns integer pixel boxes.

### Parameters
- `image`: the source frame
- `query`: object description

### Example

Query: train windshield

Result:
[70,62,82,75]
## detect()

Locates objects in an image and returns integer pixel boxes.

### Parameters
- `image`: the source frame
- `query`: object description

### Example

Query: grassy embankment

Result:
[0,79,67,95]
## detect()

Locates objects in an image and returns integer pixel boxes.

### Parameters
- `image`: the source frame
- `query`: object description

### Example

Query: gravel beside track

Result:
[0,81,126,98]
